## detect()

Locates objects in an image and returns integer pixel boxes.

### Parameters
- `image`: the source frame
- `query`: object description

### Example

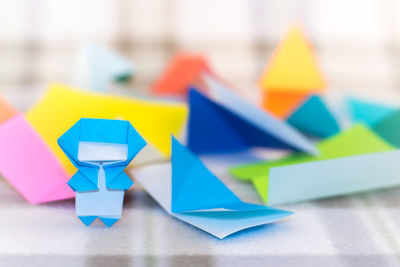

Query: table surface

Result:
[1,0,400,266]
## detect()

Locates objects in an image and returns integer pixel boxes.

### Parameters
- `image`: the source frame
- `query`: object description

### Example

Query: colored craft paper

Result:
[0,94,17,124]
[268,150,400,204]
[348,98,396,125]
[0,114,73,204]
[187,74,318,155]
[372,110,400,148]
[287,95,340,138]
[72,42,134,92]
[58,118,146,226]
[258,25,326,117]
[262,91,309,118]
[132,138,292,239]
[230,125,394,203]
[258,25,326,92]
[26,84,188,175]
[152,54,210,96]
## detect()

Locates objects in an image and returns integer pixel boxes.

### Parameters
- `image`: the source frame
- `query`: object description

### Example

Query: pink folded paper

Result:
[0,114,74,204]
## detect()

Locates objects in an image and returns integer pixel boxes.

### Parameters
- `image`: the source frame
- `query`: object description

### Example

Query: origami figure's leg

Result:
[78,216,98,226]
[99,217,119,227]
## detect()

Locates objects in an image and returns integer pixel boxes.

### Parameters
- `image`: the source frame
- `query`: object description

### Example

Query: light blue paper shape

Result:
[348,98,396,125]
[187,74,318,155]
[287,95,340,138]
[267,150,400,205]
[72,42,134,92]
[58,118,146,226]
[132,137,293,239]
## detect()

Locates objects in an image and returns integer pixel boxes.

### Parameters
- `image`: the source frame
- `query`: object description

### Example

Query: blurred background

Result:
[1,0,400,111]
[2,1,400,266]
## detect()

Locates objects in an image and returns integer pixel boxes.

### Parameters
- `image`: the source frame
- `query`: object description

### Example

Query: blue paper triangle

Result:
[348,98,396,125]
[100,217,119,227]
[171,138,263,213]
[187,89,296,154]
[78,216,98,226]
[287,95,340,138]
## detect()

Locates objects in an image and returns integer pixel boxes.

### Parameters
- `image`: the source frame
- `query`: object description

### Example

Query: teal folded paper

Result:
[287,95,340,138]
[371,110,400,148]
[348,97,396,125]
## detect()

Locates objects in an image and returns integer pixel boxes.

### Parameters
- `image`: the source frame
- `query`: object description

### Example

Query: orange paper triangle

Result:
[262,91,309,119]
[259,25,326,92]
[152,54,210,96]
[0,94,17,124]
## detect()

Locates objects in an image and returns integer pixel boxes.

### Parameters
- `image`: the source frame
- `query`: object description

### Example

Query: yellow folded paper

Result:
[259,25,326,92]
[26,84,188,175]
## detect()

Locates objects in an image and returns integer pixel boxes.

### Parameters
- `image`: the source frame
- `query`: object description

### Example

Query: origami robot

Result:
[58,118,146,227]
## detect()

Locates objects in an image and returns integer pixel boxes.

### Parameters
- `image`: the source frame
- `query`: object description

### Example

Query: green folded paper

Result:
[229,124,394,203]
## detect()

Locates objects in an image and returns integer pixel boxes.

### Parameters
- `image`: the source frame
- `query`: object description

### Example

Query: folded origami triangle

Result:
[348,98,396,125]
[132,137,292,239]
[258,25,326,92]
[171,138,262,212]
[287,95,340,138]
[72,42,134,92]
[187,75,318,155]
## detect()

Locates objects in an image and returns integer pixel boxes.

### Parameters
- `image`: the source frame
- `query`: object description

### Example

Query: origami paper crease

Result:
[58,118,146,226]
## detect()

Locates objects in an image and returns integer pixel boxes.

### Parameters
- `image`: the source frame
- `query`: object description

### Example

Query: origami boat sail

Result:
[187,74,318,155]
[287,95,340,138]
[132,137,292,239]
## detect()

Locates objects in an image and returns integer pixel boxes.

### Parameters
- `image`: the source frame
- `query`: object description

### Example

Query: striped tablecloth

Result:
[1,0,400,266]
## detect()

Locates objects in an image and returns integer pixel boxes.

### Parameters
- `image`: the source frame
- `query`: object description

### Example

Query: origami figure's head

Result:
[58,118,146,169]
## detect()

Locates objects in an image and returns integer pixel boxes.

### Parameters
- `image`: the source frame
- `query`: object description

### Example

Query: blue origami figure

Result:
[58,118,146,227]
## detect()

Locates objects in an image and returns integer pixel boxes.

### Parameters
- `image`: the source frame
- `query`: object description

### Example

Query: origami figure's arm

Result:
[107,171,133,190]
[67,171,98,192]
